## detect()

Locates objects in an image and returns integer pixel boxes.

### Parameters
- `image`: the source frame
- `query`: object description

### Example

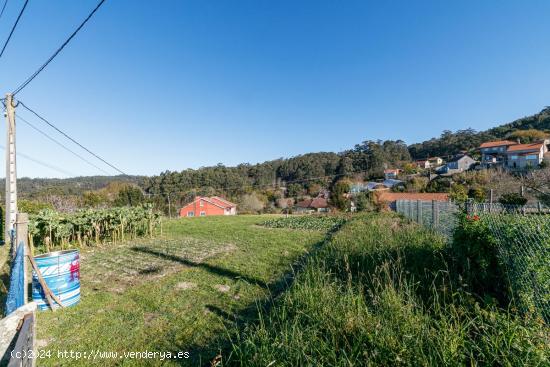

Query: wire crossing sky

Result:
[1,0,550,178]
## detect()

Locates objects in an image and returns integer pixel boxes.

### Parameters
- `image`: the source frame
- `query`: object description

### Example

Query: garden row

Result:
[262,215,346,231]
[27,205,161,253]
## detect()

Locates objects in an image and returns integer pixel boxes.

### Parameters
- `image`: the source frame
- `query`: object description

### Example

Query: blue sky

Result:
[1,0,550,178]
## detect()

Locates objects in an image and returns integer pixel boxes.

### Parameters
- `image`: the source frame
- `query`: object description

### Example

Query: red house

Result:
[179,196,237,217]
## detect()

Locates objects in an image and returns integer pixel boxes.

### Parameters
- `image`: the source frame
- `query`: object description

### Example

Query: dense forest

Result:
[4,106,549,213]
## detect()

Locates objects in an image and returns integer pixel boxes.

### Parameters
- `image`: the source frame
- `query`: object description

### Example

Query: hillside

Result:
[409,106,550,159]
[5,106,548,204]
[0,175,145,199]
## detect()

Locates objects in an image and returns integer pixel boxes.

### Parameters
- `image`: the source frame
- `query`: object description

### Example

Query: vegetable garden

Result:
[262,215,346,231]
[28,205,161,253]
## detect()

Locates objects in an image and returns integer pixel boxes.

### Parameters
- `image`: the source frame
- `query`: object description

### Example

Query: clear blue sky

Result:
[1,0,550,178]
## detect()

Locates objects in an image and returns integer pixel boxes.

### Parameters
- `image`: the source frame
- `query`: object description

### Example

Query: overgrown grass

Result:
[262,215,345,231]
[225,214,549,366]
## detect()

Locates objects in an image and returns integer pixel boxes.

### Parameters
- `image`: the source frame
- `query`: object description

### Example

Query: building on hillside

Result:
[414,157,443,170]
[295,196,329,214]
[437,154,476,174]
[428,157,444,166]
[375,192,450,210]
[505,142,548,170]
[479,140,517,168]
[415,160,431,169]
[383,169,401,179]
[382,179,405,189]
[350,182,388,194]
[350,179,404,194]
[179,196,237,217]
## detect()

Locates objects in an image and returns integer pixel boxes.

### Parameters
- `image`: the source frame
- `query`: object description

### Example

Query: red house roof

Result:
[479,140,516,148]
[296,197,328,209]
[209,196,237,208]
[377,192,449,202]
[182,196,236,210]
[506,142,544,153]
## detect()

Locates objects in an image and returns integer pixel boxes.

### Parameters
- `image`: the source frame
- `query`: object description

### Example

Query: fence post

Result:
[416,200,422,224]
[538,201,542,214]
[15,213,29,304]
[432,200,439,228]
[408,200,413,219]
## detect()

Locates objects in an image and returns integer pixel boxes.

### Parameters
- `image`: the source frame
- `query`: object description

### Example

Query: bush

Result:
[450,214,507,303]
[499,193,528,206]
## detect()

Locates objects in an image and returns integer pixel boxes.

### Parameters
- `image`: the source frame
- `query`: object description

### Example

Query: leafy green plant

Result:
[29,205,161,253]
[450,214,507,303]
[262,215,345,231]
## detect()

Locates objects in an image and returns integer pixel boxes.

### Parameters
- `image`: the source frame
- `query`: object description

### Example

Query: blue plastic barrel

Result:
[32,250,81,311]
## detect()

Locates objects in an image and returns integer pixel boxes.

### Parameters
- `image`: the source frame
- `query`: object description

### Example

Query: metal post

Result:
[408,200,413,219]
[432,200,439,228]
[16,213,29,304]
[416,200,422,224]
[5,93,18,256]
[489,189,493,213]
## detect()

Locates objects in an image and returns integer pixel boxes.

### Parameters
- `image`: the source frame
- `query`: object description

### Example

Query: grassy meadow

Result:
[34,215,325,366]
[3,212,548,366]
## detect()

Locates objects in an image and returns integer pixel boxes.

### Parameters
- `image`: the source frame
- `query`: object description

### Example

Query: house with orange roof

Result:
[479,140,517,168]
[179,196,237,217]
[505,142,548,170]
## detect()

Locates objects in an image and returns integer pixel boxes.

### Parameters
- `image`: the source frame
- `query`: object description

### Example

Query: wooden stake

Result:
[26,244,64,310]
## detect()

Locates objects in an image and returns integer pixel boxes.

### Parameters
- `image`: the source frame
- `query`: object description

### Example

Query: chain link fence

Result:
[396,200,549,322]
[395,200,460,240]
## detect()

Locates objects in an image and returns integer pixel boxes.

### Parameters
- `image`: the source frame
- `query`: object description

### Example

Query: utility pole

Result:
[166,192,172,219]
[5,93,18,255]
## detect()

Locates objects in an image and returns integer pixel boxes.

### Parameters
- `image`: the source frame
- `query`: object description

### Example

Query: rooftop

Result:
[479,140,517,149]
[506,142,544,153]
[376,192,449,202]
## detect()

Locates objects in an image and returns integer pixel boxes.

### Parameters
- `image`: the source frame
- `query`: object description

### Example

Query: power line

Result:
[0,143,76,176]
[16,112,111,175]
[12,0,106,95]
[18,100,128,175]
[0,0,9,22]
[0,0,29,60]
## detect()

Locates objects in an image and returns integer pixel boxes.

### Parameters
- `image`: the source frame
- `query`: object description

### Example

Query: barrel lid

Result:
[34,249,79,259]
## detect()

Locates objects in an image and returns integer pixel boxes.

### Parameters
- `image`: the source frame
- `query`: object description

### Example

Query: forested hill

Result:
[0,175,145,199]
[408,106,550,159]
[7,106,550,202]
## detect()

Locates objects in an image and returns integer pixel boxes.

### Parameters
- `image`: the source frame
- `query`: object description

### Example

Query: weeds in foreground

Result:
[224,214,549,366]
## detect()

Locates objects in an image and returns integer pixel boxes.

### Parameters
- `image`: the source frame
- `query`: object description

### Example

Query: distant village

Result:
[180,138,550,217]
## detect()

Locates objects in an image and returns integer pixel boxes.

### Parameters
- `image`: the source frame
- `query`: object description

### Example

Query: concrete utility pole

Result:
[5,93,18,253]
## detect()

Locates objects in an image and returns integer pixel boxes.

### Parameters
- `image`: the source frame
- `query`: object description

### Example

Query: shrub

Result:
[450,214,508,304]
[499,193,528,206]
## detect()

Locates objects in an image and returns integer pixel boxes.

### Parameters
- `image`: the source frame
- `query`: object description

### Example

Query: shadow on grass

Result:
[162,225,346,366]
[130,246,269,289]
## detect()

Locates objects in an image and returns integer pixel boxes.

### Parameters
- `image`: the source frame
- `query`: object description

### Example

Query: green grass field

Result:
[225,214,549,366]
[34,215,325,366]
[5,213,548,366]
